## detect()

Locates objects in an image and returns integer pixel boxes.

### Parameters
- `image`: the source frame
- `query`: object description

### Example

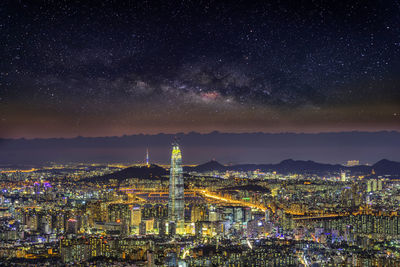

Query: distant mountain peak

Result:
[200,160,225,168]
[185,158,400,176]
[374,159,393,164]
[372,159,400,175]
[185,160,226,172]
[280,159,295,164]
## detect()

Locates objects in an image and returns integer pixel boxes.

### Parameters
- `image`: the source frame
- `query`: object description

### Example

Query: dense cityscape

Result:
[2,0,400,266]
[0,142,399,266]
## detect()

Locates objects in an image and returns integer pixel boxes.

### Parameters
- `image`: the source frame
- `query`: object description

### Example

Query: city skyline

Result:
[1,139,400,265]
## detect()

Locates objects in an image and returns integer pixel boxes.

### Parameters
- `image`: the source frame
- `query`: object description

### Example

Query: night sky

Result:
[1,0,400,138]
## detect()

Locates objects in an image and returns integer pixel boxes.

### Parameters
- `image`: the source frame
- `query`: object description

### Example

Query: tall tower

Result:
[146,148,150,167]
[168,142,184,235]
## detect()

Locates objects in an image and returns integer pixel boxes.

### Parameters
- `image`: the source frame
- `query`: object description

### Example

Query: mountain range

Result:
[184,159,400,175]
[87,159,400,182]
[1,131,399,164]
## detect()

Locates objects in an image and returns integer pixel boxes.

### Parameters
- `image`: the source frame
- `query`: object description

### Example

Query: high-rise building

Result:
[168,142,184,235]
[108,204,131,226]
[66,218,78,235]
[378,179,383,191]
[131,206,141,226]
[139,221,146,235]
[158,219,167,237]
[341,171,347,182]
[367,180,373,192]
[191,204,207,223]
[144,218,154,233]
[346,160,360,166]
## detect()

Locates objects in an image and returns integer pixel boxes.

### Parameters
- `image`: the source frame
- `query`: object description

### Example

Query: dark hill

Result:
[186,159,345,174]
[85,159,400,183]
[185,160,227,172]
[272,159,343,173]
[185,159,400,176]
[372,159,400,175]
[86,164,168,182]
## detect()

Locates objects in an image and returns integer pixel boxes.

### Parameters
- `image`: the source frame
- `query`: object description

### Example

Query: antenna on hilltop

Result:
[146,147,150,167]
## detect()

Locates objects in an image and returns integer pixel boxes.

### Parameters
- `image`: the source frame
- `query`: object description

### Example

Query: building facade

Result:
[168,142,184,234]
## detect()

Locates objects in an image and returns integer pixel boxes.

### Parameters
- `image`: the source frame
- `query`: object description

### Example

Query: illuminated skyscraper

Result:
[168,142,184,234]
[346,160,360,166]
[341,171,347,182]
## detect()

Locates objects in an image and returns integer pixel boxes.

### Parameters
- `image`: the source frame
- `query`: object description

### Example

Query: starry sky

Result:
[1,0,399,138]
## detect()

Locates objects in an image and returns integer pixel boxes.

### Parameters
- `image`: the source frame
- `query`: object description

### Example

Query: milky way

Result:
[1,1,399,138]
